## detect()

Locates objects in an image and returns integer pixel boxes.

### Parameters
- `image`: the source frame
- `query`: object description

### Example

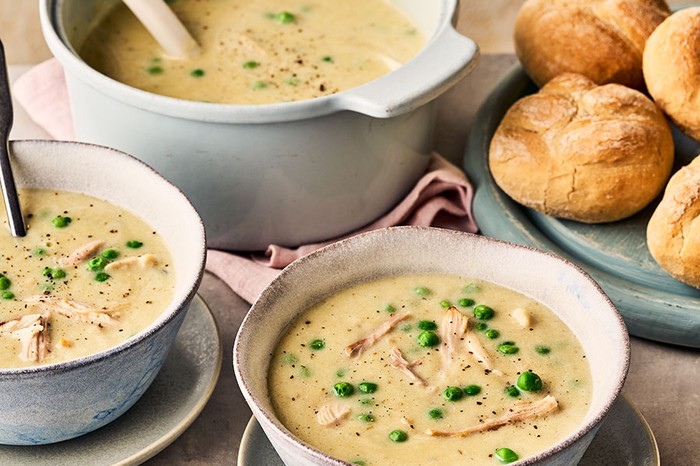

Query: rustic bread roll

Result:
[647,157,700,288]
[514,0,670,90]
[489,73,674,223]
[644,8,700,142]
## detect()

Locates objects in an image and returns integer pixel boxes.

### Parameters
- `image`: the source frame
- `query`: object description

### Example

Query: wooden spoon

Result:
[122,0,199,60]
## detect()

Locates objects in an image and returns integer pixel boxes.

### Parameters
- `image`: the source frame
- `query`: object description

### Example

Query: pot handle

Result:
[335,26,480,118]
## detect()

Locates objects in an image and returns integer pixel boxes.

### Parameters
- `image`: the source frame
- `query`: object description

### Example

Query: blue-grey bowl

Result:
[0,140,206,445]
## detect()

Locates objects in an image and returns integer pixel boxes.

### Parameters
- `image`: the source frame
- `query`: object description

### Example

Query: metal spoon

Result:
[0,39,26,237]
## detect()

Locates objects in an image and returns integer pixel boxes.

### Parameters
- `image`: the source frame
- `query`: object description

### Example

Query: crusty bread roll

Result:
[514,0,670,90]
[647,157,700,288]
[644,8,700,142]
[489,73,674,223]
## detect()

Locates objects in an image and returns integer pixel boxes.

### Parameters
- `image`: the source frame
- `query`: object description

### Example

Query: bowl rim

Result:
[40,0,479,123]
[0,139,206,378]
[233,226,630,465]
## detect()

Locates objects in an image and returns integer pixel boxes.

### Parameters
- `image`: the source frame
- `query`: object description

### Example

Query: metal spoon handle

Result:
[0,40,26,237]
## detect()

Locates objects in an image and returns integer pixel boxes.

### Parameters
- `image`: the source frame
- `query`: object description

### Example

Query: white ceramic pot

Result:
[0,140,206,445]
[234,227,630,465]
[40,0,479,251]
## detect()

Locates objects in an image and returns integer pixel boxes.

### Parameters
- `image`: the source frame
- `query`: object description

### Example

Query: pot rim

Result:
[40,0,479,124]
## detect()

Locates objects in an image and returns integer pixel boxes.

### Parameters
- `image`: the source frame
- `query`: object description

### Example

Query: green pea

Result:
[473,304,495,320]
[351,461,366,465]
[439,299,451,308]
[475,322,488,331]
[2,291,14,300]
[190,68,205,77]
[51,215,71,228]
[357,413,375,423]
[322,55,334,63]
[274,11,296,24]
[336,368,346,377]
[517,371,543,392]
[484,329,500,339]
[535,345,551,355]
[498,341,519,355]
[281,353,297,365]
[285,77,300,86]
[428,407,443,419]
[443,386,463,402]
[389,430,408,442]
[505,385,520,397]
[101,248,119,260]
[417,320,437,331]
[51,268,66,279]
[414,286,431,297]
[463,283,479,293]
[358,382,378,394]
[251,80,268,89]
[333,382,354,398]
[464,384,481,396]
[243,60,260,69]
[146,65,164,75]
[358,398,373,406]
[94,272,110,282]
[495,447,519,464]
[309,339,325,350]
[458,297,475,307]
[87,256,109,271]
[417,330,440,347]
[34,247,46,256]
[299,366,311,377]
[126,240,143,249]
[385,304,396,313]
[0,276,10,290]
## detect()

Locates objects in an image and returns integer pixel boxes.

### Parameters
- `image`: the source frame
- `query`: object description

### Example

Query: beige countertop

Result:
[2,2,700,465]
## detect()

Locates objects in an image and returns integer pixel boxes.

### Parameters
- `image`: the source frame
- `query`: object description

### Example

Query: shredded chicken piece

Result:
[59,240,105,266]
[316,402,351,427]
[344,313,410,358]
[426,395,559,437]
[511,307,532,328]
[104,254,160,272]
[440,307,505,379]
[0,313,51,362]
[440,306,469,374]
[25,296,121,327]
[389,346,427,387]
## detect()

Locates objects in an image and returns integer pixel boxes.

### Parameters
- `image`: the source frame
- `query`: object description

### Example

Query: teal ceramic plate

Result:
[237,396,659,466]
[464,65,700,348]
[0,294,222,465]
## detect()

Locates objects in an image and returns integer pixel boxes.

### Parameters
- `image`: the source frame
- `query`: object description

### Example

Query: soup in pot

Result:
[80,0,425,104]
[0,189,174,368]
[269,274,592,465]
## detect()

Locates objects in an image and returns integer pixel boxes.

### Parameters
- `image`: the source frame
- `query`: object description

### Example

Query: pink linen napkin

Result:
[13,58,479,303]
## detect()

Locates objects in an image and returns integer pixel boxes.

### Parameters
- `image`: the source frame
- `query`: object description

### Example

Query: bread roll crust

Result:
[647,157,700,288]
[514,0,670,89]
[489,73,674,223]
[643,7,700,141]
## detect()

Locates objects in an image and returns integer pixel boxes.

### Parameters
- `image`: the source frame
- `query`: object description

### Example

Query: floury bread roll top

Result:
[514,0,670,89]
[489,73,674,223]
[644,7,700,142]
[647,157,700,289]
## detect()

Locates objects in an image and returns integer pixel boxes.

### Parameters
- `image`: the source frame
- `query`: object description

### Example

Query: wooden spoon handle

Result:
[122,0,199,60]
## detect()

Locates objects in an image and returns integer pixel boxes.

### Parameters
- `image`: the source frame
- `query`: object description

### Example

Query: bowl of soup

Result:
[234,226,629,465]
[39,0,479,251]
[0,140,205,445]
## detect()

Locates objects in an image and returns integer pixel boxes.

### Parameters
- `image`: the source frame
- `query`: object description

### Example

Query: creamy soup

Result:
[269,275,592,465]
[80,0,425,104]
[0,189,174,368]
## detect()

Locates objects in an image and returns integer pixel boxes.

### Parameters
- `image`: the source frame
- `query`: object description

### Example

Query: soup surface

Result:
[269,274,592,465]
[80,0,425,104]
[0,189,174,368]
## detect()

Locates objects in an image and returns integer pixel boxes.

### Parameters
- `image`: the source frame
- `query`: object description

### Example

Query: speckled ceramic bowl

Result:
[40,0,479,250]
[233,226,630,465]
[0,140,206,445]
